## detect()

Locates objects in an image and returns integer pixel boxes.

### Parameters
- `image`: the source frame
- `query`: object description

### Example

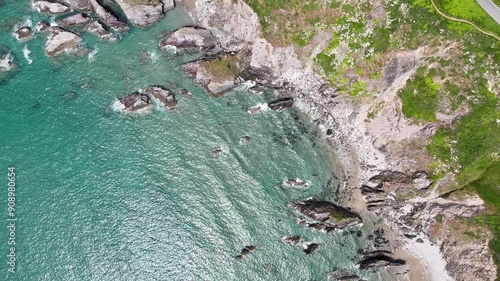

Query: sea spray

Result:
[22,45,32,64]
[88,47,99,63]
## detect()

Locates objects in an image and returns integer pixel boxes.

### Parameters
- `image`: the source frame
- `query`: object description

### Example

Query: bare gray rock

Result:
[84,21,117,41]
[58,0,92,11]
[35,21,51,33]
[115,93,152,113]
[145,86,177,109]
[45,28,82,57]
[114,0,170,26]
[58,13,91,27]
[33,0,72,15]
[159,27,220,56]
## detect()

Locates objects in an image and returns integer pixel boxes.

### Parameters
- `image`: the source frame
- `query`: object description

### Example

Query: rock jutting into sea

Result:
[145,86,177,109]
[58,13,91,27]
[235,245,257,259]
[159,27,221,56]
[89,0,129,32]
[268,97,294,111]
[291,198,362,231]
[13,26,34,41]
[115,92,152,114]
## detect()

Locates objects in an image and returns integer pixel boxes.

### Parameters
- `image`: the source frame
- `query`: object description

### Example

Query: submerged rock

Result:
[239,135,250,144]
[33,0,72,15]
[358,250,406,270]
[13,26,33,41]
[90,0,129,32]
[114,0,174,26]
[291,198,362,230]
[247,103,268,114]
[282,178,309,190]
[145,86,177,109]
[115,93,152,113]
[45,28,82,57]
[58,13,91,27]
[268,97,294,111]
[159,27,220,56]
[235,245,257,259]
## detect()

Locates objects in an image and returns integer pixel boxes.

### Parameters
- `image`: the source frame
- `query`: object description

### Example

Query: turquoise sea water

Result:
[0,1,385,280]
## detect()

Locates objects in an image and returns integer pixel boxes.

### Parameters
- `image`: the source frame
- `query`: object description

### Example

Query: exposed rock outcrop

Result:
[291,198,362,230]
[90,0,129,32]
[35,21,51,33]
[281,178,309,190]
[159,27,220,56]
[13,26,34,41]
[145,86,177,109]
[115,92,152,113]
[268,97,294,111]
[358,250,406,270]
[114,0,174,26]
[58,0,92,11]
[33,0,72,15]
[84,21,117,41]
[45,28,82,57]
[58,13,91,27]
[303,242,320,255]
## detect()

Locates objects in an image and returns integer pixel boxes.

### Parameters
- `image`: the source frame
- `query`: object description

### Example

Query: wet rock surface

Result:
[291,198,362,230]
[328,270,364,281]
[282,236,302,246]
[13,26,33,41]
[268,97,294,111]
[303,242,320,255]
[159,27,221,56]
[0,47,15,73]
[145,86,177,109]
[281,178,309,190]
[84,21,117,41]
[116,93,152,113]
[358,250,406,270]
[35,21,51,32]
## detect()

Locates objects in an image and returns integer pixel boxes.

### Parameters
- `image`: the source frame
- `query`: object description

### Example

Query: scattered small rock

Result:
[235,245,257,259]
[303,243,320,255]
[268,97,294,111]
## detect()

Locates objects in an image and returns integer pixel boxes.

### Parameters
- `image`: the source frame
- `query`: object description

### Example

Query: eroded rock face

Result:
[45,28,82,57]
[58,13,91,27]
[159,27,220,56]
[291,198,362,230]
[358,250,406,270]
[33,0,72,15]
[116,93,152,113]
[58,0,93,11]
[145,86,177,109]
[90,0,129,32]
[84,21,117,41]
[268,98,294,111]
[114,0,174,26]
[13,26,34,41]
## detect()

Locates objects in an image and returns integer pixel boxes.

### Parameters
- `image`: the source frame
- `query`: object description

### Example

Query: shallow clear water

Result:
[0,1,382,280]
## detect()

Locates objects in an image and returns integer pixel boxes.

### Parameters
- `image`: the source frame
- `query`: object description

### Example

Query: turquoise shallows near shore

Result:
[0,1,384,280]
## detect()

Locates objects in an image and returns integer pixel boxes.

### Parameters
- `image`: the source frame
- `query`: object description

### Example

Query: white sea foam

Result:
[247,103,269,114]
[147,50,160,63]
[88,47,99,63]
[22,45,32,64]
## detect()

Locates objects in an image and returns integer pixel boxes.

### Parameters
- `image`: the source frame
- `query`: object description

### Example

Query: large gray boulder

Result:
[45,28,82,57]
[114,0,174,26]
[159,27,220,56]
[33,0,72,15]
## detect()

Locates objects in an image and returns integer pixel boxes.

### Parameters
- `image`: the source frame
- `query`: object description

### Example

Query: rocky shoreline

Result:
[171,0,496,280]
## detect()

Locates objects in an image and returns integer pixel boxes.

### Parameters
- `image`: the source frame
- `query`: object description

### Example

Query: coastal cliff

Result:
[175,0,499,280]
